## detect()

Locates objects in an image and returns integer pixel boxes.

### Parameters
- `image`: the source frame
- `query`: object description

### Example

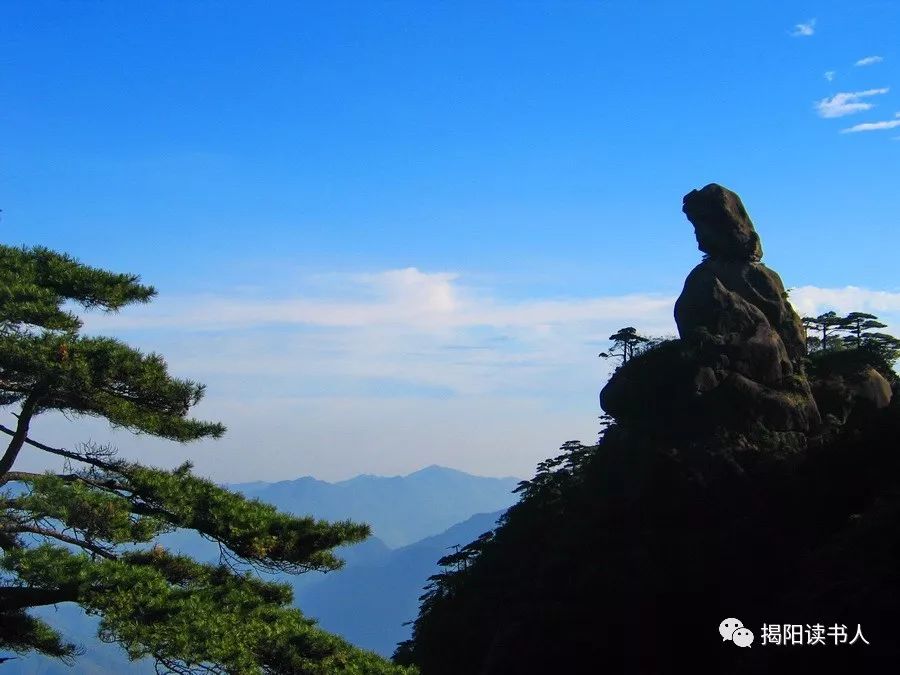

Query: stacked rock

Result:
[601,184,821,436]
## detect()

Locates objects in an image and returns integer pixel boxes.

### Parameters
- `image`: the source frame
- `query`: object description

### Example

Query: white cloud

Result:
[78,267,676,421]
[81,268,674,333]
[841,112,900,133]
[52,269,684,481]
[824,71,836,82]
[789,285,900,316]
[791,19,816,37]
[31,275,900,482]
[855,55,884,67]
[815,88,889,118]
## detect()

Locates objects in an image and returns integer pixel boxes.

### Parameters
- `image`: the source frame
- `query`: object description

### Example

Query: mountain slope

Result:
[397,185,900,674]
[296,510,505,657]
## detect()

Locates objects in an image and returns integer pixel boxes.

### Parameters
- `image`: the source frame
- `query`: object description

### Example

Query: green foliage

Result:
[0,245,155,332]
[0,330,225,440]
[11,473,167,545]
[0,610,79,662]
[120,460,370,573]
[3,545,404,674]
[0,243,409,673]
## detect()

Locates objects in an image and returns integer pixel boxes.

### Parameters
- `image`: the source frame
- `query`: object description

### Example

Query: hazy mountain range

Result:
[5,466,519,673]
[232,464,518,547]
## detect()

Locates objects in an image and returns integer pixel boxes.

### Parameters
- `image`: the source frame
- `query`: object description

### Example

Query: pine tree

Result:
[599,327,650,366]
[0,244,410,674]
[801,311,849,351]
[840,312,887,349]
[860,331,900,368]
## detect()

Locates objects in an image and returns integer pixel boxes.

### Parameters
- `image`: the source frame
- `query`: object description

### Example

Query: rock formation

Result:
[400,183,900,675]
[807,348,894,425]
[682,183,762,261]
[601,183,821,436]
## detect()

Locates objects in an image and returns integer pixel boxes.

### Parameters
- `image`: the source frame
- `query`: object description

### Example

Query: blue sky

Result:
[2,1,899,481]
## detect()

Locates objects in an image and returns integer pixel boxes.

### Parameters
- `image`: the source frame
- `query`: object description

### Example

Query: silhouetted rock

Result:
[812,362,892,425]
[602,184,820,436]
[676,258,806,361]
[805,347,895,428]
[598,339,701,431]
[683,183,762,261]
[401,184,900,675]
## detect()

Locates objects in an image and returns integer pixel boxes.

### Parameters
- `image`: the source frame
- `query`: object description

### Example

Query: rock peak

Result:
[682,183,762,261]
[601,184,820,437]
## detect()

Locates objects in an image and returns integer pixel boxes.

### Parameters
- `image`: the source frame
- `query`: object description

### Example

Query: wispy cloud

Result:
[791,19,816,37]
[855,55,884,67]
[82,273,900,404]
[789,286,900,316]
[81,268,675,333]
[47,275,900,482]
[824,71,836,82]
[69,269,679,480]
[841,112,900,133]
[79,266,679,410]
[815,88,890,118]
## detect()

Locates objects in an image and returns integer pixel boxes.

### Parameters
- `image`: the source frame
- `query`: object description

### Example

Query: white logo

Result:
[733,627,755,648]
[719,618,754,647]
[719,618,743,641]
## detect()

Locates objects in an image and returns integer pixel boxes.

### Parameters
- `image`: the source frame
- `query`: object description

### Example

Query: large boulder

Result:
[812,367,892,424]
[675,277,793,384]
[682,183,762,261]
[599,339,700,433]
[601,183,821,437]
[710,371,820,433]
[807,348,894,424]
[676,259,806,361]
[600,337,820,435]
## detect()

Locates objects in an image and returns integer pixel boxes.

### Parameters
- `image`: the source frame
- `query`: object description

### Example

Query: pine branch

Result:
[0,427,122,472]
[0,585,79,611]
[0,389,45,476]
[2,524,117,560]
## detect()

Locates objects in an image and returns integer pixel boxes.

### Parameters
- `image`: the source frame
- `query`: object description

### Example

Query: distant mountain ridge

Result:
[231,464,520,548]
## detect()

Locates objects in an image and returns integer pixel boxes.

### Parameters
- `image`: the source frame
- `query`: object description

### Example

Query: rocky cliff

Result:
[398,185,900,675]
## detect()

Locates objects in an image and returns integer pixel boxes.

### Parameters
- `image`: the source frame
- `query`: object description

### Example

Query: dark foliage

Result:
[397,403,900,673]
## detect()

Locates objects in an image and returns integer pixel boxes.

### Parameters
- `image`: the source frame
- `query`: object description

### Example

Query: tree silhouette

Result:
[840,312,888,349]
[802,310,900,368]
[599,327,650,366]
[860,331,900,367]
[802,311,848,351]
